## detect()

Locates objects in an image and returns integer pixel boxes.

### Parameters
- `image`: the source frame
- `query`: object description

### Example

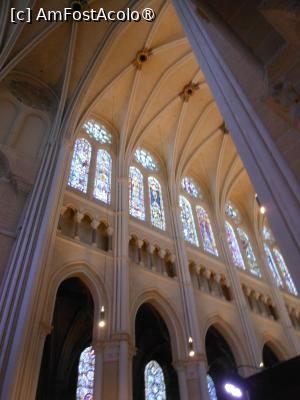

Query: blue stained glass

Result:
[181,177,201,199]
[237,228,261,277]
[129,166,145,220]
[264,245,283,288]
[225,202,240,223]
[196,206,218,256]
[76,346,95,400]
[83,120,112,144]
[207,375,218,400]
[273,249,298,295]
[263,225,274,242]
[148,176,165,230]
[134,148,158,171]
[145,360,166,400]
[179,196,199,246]
[68,138,91,193]
[93,149,112,204]
[225,221,245,269]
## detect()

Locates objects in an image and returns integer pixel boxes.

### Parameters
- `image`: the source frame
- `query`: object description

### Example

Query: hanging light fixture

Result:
[98,306,106,328]
[255,194,266,214]
[188,337,195,357]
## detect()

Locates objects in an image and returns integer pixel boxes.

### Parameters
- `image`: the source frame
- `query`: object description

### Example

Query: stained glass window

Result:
[145,360,166,400]
[237,228,261,277]
[76,346,95,400]
[207,374,218,400]
[263,225,274,243]
[68,138,91,193]
[181,177,201,199]
[83,120,112,144]
[225,221,245,269]
[129,166,145,220]
[148,176,165,230]
[93,149,112,204]
[264,245,283,288]
[273,249,298,295]
[196,206,218,256]
[179,196,199,246]
[225,202,240,223]
[134,148,158,171]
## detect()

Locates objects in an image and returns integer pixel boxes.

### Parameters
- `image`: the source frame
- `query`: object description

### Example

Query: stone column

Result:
[219,224,261,370]
[172,0,300,289]
[74,211,84,240]
[168,198,210,399]
[91,219,99,247]
[106,226,114,252]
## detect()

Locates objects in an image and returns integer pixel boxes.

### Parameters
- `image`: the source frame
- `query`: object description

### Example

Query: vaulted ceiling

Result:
[0,0,258,225]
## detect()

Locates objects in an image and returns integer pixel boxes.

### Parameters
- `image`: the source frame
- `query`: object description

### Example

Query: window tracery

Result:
[179,195,199,246]
[196,206,218,256]
[76,346,95,400]
[144,360,166,400]
[83,120,112,144]
[181,177,202,199]
[237,228,261,277]
[129,166,145,221]
[148,176,165,230]
[264,244,283,288]
[68,138,91,193]
[225,201,240,224]
[134,148,158,171]
[273,249,297,295]
[225,221,245,269]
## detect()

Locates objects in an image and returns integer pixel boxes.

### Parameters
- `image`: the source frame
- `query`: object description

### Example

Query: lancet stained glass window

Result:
[225,221,245,269]
[76,346,95,400]
[207,374,218,400]
[145,360,166,400]
[225,202,240,224]
[83,120,112,144]
[273,249,298,295]
[237,228,261,277]
[262,225,273,242]
[181,177,201,199]
[68,138,91,193]
[179,196,199,246]
[134,148,158,171]
[148,176,165,230]
[264,245,283,288]
[196,206,218,256]
[93,149,112,204]
[129,166,145,220]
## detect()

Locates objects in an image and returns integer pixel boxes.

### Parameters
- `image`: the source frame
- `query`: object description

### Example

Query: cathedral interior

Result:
[0,0,300,399]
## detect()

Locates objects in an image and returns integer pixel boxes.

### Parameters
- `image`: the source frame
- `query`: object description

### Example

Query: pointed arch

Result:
[237,228,261,277]
[76,346,96,400]
[68,138,91,193]
[196,206,218,256]
[129,166,145,220]
[148,176,165,230]
[93,148,112,204]
[264,245,283,288]
[273,249,297,295]
[144,360,166,400]
[179,195,199,246]
[224,221,245,269]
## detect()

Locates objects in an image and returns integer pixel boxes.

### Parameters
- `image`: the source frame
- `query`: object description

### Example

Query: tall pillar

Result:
[219,224,261,370]
[172,0,300,289]
[169,197,210,400]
